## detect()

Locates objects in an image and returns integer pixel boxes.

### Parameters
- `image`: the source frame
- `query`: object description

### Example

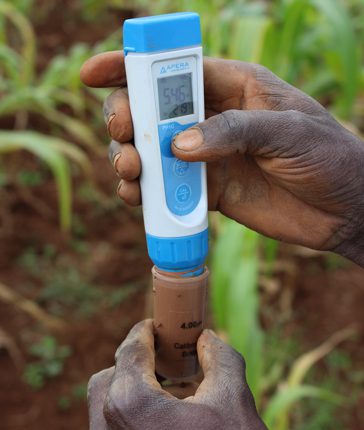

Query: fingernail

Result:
[117,180,123,197]
[113,152,122,177]
[173,129,203,151]
[107,113,116,135]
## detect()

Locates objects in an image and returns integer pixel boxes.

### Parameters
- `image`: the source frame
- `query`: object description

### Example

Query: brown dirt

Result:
[0,150,151,430]
[1,1,363,429]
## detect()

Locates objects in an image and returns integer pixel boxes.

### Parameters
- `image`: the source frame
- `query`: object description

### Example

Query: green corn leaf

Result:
[47,139,93,181]
[50,89,87,117]
[41,109,103,151]
[39,44,91,91]
[0,86,55,116]
[267,325,356,429]
[211,220,263,404]
[310,0,360,117]
[211,218,247,329]
[6,0,33,15]
[287,325,356,388]
[262,385,343,429]
[274,0,310,83]
[262,237,279,278]
[228,15,270,63]
[227,250,263,405]
[0,1,36,84]
[0,44,22,82]
[0,131,74,230]
[260,20,280,72]
[300,68,338,99]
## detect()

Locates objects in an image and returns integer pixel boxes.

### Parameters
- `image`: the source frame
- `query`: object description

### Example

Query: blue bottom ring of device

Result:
[146,228,209,277]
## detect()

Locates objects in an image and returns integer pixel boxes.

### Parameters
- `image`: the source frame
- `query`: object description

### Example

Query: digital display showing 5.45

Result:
[157,73,194,120]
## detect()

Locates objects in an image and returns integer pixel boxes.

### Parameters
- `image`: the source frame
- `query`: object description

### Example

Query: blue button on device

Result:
[176,184,191,202]
[174,160,189,177]
[158,122,201,216]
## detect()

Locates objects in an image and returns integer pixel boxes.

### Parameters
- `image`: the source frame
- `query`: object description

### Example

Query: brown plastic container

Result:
[152,266,209,380]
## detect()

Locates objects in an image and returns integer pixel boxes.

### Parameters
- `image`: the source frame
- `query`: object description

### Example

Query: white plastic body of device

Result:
[124,13,208,275]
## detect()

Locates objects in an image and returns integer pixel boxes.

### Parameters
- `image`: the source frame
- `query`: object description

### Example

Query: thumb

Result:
[194,329,252,404]
[192,330,268,429]
[172,109,310,162]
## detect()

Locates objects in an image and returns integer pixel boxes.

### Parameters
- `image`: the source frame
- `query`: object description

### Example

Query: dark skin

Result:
[81,52,364,267]
[80,52,364,429]
[88,320,267,430]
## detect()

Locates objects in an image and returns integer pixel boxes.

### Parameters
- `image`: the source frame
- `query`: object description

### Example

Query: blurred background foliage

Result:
[1,0,364,429]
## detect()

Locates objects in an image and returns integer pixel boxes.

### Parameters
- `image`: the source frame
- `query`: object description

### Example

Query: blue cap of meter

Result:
[123,12,201,55]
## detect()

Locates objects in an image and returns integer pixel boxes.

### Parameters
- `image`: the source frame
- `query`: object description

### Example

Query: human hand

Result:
[80,53,364,266]
[88,319,267,430]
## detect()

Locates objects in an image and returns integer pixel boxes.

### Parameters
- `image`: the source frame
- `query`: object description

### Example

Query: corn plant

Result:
[0,1,105,148]
[0,131,92,230]
[210,220,264,405]
[0,1,123,229]
[211,217,356,428]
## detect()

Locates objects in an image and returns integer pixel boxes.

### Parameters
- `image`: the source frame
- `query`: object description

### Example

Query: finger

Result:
[109,141,141,181]
[103,320,173,426]
[117,179,141,206]
[104,88,133,143]
[202,57,255,112]
[194,330,250,398]
[112,320,163,392]
[193,330,258,413]
[163,381,199,399]
[193,330,268,427]
[80,51,126,88]
[202,57,327,115]
[172,109,318,162]
[88,367,114,430]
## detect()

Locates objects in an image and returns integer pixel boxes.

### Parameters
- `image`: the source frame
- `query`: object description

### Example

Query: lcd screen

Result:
[157,73,194,120]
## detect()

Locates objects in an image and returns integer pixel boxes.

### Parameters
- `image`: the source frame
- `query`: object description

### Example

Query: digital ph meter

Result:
[123,12,208,276]
[123,12,209,379]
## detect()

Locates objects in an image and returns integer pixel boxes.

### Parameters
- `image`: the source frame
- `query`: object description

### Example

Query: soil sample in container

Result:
[152,266,209,380]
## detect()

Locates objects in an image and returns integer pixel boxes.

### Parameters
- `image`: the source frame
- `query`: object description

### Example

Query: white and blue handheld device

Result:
[123,12,208,276]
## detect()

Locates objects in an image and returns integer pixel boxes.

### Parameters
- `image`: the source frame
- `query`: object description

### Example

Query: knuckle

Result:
[252,63,277,83]
[216,349,254,405]
[283,109,309,136]
[285,109,304,123]
[223,351,257,408]
[103,382,148,426]
[87,367,114,399]
[220,110,241,137]
[87,373,99,397]
[225,344,247,374]
[115,341,151,372]
[236,384,257,411]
